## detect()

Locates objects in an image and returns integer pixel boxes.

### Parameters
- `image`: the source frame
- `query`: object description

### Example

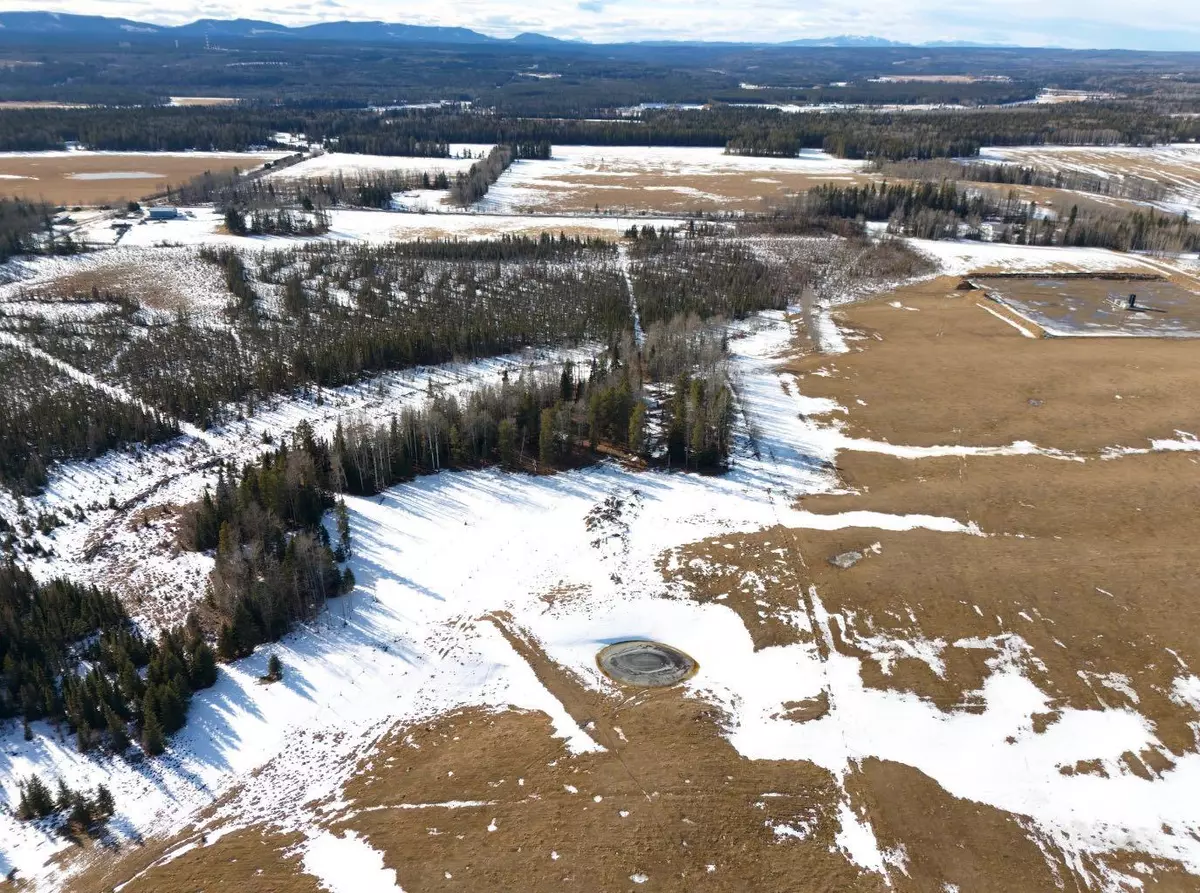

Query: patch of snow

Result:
[301,830,405,893]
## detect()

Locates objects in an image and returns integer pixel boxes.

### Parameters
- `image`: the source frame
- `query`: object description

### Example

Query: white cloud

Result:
[6,0,1200,48]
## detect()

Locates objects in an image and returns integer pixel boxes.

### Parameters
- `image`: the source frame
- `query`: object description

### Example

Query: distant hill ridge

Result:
[0,11,1012,47]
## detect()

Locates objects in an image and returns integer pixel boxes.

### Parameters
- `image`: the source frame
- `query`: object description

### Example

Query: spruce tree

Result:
[56,777,72,812]
[538,407,556,469]
[68,792,92,830]
[628,402,646,454]
[497,418,516,467]
[94,784,115,819]
[105,706,129,753]
[334,498,350,557]
[18,774,55,820]
[141,707,165,756]
[190,641,218,689]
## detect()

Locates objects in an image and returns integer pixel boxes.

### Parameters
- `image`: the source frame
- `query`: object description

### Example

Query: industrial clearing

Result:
[0,227,1197,893]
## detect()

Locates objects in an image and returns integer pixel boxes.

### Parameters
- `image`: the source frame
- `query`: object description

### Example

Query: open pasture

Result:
[264,145,494,184]
[480,145,870,214]
[0,150,287,204]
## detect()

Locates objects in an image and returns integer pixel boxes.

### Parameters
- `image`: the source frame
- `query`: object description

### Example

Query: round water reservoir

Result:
[596,640,698,688]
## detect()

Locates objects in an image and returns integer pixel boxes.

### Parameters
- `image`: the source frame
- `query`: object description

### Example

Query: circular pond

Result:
[596,640,698,688]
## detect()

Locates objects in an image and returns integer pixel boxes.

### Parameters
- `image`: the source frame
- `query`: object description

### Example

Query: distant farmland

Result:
[0,151,285,204]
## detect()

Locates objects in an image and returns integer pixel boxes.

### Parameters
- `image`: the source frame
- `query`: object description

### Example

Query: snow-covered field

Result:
[264,145,494,183]
[477,145,868,214]
[61,206,693,251]
[905,237,1164,277]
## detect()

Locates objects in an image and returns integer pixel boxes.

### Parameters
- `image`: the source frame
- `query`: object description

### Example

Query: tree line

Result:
[792,180,1200,252]
[15,773,115,838]
[871,158,1168,202]
[448,142,550,206]
[0,558,218,757]
[10,236,630,429]
[0,198,83,264]
[223,206,331,237]
[177,167,453,211]
[3,102,1196,161]
[0,343,178,493]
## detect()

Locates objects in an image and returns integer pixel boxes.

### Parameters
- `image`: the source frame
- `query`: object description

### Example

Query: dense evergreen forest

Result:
[2,26,1197,110]
[0,559,218,755]
[872,159,1169,202]
[175,165,452,210]
[353,104,1200,159]
[0,198,82,264]
[628,232,793,325]
[788,180,1200,251]
[180,448,346,661]
[0,102,1196,161]
[4,237,630,429]
[0,344,178,493]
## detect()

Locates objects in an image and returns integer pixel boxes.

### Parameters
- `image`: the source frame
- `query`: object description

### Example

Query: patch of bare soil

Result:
[664,532,812,650]
[35,264,196,311]
[849,759,1077,892]
[774,275,1200,754]
[67,828,318,893]
[14,251,230,312]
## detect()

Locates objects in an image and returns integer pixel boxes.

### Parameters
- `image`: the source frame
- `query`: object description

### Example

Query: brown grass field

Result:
[55,276,1200,893]
[0,101,91,110]
[168,96,239,107]
[0,152,278,205]
[512,170,870,215]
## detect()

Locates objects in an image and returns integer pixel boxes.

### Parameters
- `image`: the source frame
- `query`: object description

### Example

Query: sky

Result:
[6,0,1200,50]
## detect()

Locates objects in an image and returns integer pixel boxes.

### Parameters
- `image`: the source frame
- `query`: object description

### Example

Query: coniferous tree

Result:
[17,774,55,820]
[538,407,557,469]
[141,699,165,756]
[94,784,115,819]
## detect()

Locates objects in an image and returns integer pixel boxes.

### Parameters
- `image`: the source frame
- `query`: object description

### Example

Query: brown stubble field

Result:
[510,170,871,215]
[0,153,279,204]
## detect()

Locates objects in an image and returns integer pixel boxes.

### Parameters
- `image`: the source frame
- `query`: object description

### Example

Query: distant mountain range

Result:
[0,11,1016,48]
